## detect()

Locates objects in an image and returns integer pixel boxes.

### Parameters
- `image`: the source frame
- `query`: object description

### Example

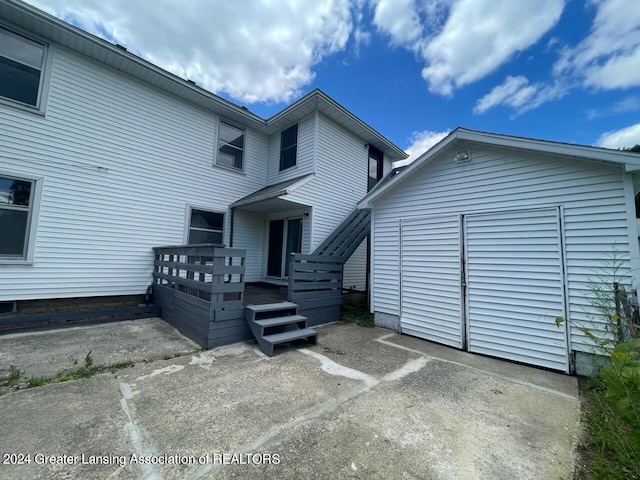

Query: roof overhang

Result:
[264,90,408,160]
[231,174,313,214]
[0,1,407,160]
[359,127,640,208]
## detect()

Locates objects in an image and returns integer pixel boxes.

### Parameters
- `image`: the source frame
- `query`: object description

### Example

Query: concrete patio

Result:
[0,319,580,479]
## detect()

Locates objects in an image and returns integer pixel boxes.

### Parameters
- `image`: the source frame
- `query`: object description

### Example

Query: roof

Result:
[359,127,640,208]
[230,174,314,209]
[0,0,407,160]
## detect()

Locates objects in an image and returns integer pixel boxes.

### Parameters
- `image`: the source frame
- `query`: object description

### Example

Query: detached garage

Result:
[360,129,640,374]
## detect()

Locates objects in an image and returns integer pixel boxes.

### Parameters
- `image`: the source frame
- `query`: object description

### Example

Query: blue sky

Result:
[29,0,640,163]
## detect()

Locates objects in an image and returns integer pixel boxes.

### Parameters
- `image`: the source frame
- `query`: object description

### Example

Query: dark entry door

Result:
[267,219,284,277]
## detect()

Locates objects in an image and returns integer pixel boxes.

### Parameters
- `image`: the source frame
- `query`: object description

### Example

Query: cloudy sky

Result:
[28,0,640,164]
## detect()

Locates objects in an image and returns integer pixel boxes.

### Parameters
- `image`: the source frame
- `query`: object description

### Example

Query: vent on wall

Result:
[0,301,17,316]
[455,149,471,163]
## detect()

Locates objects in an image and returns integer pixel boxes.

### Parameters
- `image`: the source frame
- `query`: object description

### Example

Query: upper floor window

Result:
[280,123,298,171]
[367,145,384,191]
[0,175,36,260]
[188,208,224,245]
[217,120,244,171]
[0,27,46,108]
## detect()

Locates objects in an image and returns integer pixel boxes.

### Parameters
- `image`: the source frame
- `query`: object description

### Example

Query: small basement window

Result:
[0,174,36,260]
[280,123,298,171]
[0,26,47,108]
[0,301,17,316]
[188,208,224,244]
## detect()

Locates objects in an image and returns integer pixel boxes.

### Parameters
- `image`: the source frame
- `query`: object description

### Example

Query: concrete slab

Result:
[0,321,580,480]
[0,318,200,381]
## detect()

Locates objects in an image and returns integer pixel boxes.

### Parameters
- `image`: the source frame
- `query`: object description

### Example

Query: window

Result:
[280,124,298,171]
[217,120,244,170]
[367,145,384,191]
[0,26,47,108]
[0,175,35,259]
[188,208,224,244]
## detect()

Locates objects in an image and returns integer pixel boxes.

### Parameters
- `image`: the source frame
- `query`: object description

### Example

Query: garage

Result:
[363,128,640,374]
[400,208,569,372]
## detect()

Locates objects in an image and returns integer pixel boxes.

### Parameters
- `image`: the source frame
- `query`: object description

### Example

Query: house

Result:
[359,128,640,374]
[0,0,407,335]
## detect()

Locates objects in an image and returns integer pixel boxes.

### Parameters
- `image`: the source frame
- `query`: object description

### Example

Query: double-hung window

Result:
[188,208,224,245]
[217,120,245,171]
[279,124,298,171]
[0,175,36,260]
[0,26,47,109]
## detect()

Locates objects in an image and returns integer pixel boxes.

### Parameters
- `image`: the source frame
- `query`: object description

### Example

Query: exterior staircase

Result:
[312,208,370,259]
[245,302,317,356]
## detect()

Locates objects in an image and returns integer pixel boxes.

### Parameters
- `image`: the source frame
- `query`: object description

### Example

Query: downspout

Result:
[229,207,235,247]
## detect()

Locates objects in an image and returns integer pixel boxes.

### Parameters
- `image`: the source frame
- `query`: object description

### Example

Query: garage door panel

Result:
[466,208,569,372]
[469,321,566,342]
[467,279,563,294]
[470,344,567,371]
[469,311,565,332]
[401,215,462,349]
[469,331,566,356]
[468,292,564,311]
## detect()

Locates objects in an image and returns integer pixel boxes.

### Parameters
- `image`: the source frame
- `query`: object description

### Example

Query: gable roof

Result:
[0,0,407,160]
[359,127,640,208]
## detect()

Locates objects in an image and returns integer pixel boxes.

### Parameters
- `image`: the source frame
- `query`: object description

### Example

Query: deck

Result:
[244,283,287,305]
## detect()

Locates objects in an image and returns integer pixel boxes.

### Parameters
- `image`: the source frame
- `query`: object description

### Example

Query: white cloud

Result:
[371,0,564,96]
[397,129,451,166]
[371,0,424,47]
[586,95,640,119]
[27,0,355,104]
[555,0,640,91]
[597,123,640,149]
[421,0,564,96]
[474,75,566,115]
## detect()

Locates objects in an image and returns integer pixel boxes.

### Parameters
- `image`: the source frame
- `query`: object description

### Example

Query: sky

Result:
[27,0,640,165]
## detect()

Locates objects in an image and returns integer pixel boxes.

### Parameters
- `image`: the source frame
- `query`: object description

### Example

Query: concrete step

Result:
[262,328,318,346]
[253,315,307,329]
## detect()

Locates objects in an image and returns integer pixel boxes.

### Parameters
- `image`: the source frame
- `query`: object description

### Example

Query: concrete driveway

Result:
[0,320,580,479]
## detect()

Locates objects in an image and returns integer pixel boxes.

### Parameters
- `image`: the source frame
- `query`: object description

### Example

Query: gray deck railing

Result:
[152,244,249,348]
[288,253,343,325]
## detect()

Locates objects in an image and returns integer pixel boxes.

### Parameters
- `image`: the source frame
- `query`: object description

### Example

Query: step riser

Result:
[245,302,317,357]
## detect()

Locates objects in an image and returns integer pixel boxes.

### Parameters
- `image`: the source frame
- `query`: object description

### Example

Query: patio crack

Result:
[119,381,163,480]
[187,349,430,480]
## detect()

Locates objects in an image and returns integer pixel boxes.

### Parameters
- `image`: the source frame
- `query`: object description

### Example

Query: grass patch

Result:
[26,377,47,388]
[576,339,640,479]
[341,304,374,327]
[577,378,640,479]
[2,352,136,393]
[0,365,22,388]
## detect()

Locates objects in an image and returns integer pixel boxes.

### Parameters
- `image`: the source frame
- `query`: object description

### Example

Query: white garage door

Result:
[400,216,463,348]
[465,208,569,372]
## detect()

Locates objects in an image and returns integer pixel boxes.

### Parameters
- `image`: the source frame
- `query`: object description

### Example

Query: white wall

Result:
[267,114,315,185]
[233,210,265,282]
[288,112,370,250]
[0,45,268,301]
[343,239,367,290]
[371,142,632,353]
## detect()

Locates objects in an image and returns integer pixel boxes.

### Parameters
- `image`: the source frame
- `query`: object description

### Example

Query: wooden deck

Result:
[244,283,287,305]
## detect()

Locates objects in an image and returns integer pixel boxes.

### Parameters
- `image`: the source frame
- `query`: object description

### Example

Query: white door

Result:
[464,208,569,372]
[400,216,463,348]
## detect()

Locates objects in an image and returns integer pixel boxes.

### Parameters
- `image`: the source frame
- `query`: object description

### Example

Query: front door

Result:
[267,218,302,278]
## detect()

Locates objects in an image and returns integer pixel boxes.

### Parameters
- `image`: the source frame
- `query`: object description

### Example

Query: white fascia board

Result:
[361,128,640,208]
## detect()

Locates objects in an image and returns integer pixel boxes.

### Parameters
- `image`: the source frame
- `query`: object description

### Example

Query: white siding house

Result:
[0,2,406,308]
[360,129,640,374]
